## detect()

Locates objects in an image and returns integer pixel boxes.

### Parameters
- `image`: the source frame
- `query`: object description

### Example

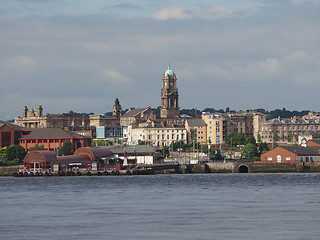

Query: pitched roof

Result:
[19,128,90,139]
[106,145,161,155]
[122,107,150,118]
[0,120,24,131]
[301,130,320,138]
[279,146,320,156]
[308,139,320,145]
[186,118,207,127]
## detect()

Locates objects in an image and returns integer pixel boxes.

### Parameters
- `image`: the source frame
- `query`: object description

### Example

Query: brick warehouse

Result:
[261,145,320,163]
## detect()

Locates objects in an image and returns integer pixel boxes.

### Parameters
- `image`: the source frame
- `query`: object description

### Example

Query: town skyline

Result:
[1,0,320,120]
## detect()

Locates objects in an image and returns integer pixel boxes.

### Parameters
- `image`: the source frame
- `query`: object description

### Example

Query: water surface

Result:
[0,173,319,240]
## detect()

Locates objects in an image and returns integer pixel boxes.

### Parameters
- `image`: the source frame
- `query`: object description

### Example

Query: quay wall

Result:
[206,163,234,173]
[0,166,20,176]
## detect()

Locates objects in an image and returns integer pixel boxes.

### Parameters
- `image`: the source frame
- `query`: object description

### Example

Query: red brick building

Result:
[0,120,25,147]
[261,146,320,163]
[18,128,91,152]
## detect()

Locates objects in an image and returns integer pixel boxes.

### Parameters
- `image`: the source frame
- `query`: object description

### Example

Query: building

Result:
[23,147,113,172]
[107,145,163,165]
[302,111,320,120]
[298,130,320,147]
[160,64,179,118]
[261,146,320,163]
[202,112,230,144]
[16,106,90,129]
[120,107,156,127]
[0,120,26,147]
[227,111,267,139]
[259,117,320,144]
[127,120,187,147]
[185,118,207,144]
[306,139,320,147]
[112,98,122,118]
[96,126,122,139]
[18,128,91,152]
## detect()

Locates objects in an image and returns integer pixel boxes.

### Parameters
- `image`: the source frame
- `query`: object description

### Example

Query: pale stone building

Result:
[120,107,156,127]
[127,120,187,147]
[16,106,90,129]
[259,117,320,144]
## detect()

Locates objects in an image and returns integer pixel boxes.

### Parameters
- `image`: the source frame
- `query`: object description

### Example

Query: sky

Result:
[1,0,320,120]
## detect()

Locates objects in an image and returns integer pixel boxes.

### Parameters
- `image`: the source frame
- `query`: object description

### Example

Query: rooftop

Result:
[279,146,320,156]
[122,107,151,118]
[19,128,90,139]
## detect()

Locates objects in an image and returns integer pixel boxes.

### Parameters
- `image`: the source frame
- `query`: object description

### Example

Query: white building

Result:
[127,121,187,147]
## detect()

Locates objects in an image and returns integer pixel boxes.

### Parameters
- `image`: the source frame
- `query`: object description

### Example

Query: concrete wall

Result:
[206,163,234,173]
[0,166,20,176]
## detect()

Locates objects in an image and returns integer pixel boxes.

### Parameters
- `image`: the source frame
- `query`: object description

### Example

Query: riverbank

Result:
[3,162,320,176]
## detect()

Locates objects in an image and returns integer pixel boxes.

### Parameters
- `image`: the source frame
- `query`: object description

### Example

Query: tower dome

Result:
[164,64,174,77]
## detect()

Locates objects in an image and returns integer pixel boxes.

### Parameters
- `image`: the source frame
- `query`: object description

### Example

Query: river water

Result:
[0,173,319,240]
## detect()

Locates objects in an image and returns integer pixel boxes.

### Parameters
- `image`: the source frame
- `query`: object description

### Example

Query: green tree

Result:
[60,140,73,156]
[288,132,293,142]
[273,132,279,148]
[92,140,112,146]
[257,132,262,143]
[258,142,269,155]
[241,143,258,159]
[246,136,257,145]
[29,144,45,151]
[225,132,246,146]
[162,146,170,158]
[6,145,27,164]
[0,147,8,165]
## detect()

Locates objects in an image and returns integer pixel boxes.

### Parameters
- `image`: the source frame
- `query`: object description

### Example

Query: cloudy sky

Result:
[1,0,320,120]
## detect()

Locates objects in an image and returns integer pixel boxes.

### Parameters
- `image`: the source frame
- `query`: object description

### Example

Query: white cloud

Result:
[152,4,258,20]
[233,58,280,78]
[6,55,36,69]
[100,69,133,84]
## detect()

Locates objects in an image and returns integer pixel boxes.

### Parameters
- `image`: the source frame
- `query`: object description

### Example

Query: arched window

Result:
[277,155,282,163]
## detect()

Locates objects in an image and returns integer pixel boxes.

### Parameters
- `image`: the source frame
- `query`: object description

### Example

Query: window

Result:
[286,157,291,161]
[268,157,272,161]
[277,155,281,163]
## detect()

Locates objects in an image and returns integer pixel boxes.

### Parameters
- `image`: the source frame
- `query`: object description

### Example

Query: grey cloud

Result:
[1,1,320,119]
[101,3,144,10]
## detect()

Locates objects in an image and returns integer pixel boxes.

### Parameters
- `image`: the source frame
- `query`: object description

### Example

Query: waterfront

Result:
[0,173,320,240]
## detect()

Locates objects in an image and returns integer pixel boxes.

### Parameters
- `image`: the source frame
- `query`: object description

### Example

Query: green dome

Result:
[164,64,174,77]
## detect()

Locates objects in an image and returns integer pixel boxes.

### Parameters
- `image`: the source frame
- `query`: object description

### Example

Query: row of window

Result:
[20,139,70,144]
[268,156,291,162]
[262,125,320,131]
[142,134,185,140]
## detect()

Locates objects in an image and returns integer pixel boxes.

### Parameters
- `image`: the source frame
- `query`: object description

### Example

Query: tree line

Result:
[103,107,310,119]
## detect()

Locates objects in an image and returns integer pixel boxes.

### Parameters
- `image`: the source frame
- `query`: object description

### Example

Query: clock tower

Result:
[160,64,179,118]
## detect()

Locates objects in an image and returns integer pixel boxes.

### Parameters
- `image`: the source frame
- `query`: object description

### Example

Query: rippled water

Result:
[1,173,320,240]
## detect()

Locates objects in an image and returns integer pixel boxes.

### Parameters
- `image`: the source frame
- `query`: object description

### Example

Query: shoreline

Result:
[2,162,320,176]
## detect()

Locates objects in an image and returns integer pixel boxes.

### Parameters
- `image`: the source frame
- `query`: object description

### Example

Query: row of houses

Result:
[10,104,320,147]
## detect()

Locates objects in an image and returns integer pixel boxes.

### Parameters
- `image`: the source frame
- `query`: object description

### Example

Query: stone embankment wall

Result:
[0,166,20,176]
[206,163,234,173]
[199,162,320,174]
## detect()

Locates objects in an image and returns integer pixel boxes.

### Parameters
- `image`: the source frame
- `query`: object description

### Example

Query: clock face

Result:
[301,138,307,144]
